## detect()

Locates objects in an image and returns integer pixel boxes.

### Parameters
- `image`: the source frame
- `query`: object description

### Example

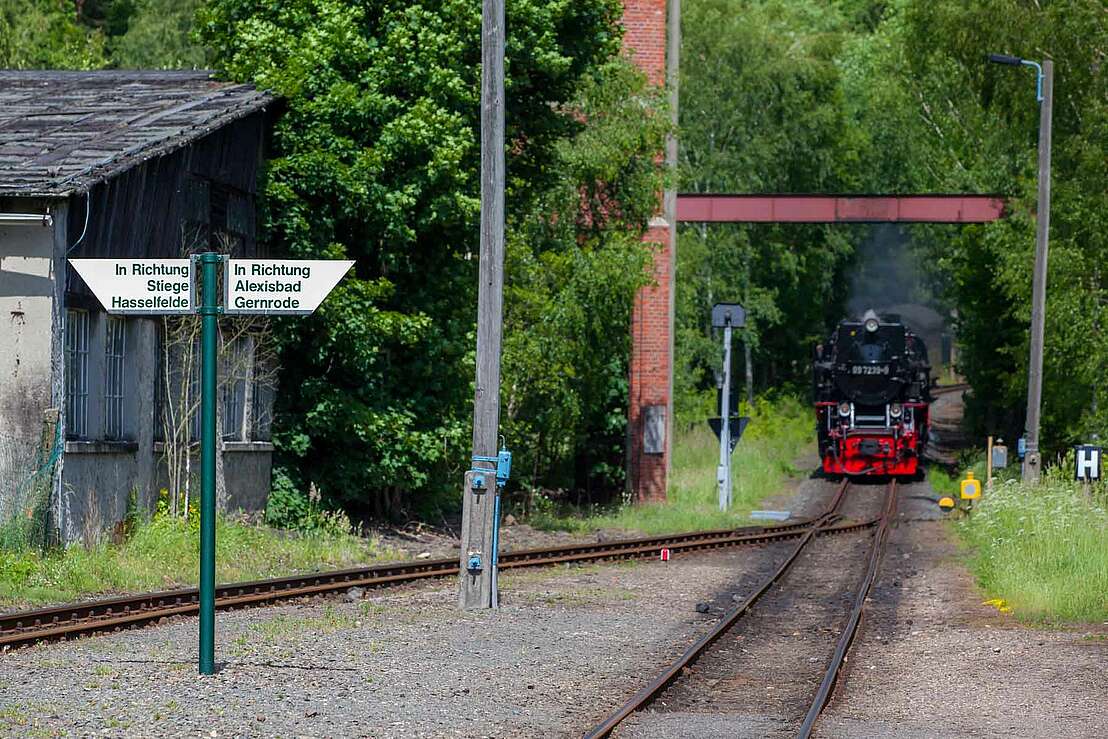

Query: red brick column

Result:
[628,223,672,502]
[623,0,672,502]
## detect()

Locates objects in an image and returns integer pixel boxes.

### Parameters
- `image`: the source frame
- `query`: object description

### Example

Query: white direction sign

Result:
[224,259,354,315]
[69,259,194,314]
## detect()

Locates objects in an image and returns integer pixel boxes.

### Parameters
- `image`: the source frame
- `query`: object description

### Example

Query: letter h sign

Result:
[1075,445,1102,482]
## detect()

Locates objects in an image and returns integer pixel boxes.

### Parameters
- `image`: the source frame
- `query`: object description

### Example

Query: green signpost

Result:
[70,252,353,674]
[197,253,220,674]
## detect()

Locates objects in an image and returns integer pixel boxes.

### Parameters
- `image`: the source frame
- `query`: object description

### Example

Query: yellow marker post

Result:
[938,496,956,512]
[960,471,982,501]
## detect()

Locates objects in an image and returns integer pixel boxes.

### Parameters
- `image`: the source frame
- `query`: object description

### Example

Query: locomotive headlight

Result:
[890,403,903,419]
[838,401,851,417]
[864,317,879,333]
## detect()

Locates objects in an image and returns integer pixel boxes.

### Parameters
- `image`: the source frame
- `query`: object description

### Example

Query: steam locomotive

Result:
[813,310,932,477]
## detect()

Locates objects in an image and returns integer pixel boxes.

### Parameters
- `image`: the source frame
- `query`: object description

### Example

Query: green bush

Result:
[265,467,353,536]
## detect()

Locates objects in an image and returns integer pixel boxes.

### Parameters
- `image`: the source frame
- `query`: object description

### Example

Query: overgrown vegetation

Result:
[954,463,1108,623]
[197,0,668,518]
[0,505,388,607]
[0,0,207,69]
[530,395,814,535]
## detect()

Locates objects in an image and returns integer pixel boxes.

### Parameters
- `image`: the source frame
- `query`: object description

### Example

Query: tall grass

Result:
[0,513,394,608]
[956,460,1108,623]
[531,395,815,535]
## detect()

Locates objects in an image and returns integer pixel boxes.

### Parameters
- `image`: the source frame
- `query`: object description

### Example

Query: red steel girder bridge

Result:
[676,194,1006,223]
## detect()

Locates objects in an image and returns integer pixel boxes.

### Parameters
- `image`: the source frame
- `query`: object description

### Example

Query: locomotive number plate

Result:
[851,365,890,375]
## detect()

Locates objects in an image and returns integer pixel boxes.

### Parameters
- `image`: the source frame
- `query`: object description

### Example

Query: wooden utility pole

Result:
[1023,59,1052,484]
[664,0,680,474]
[459,0,506,610]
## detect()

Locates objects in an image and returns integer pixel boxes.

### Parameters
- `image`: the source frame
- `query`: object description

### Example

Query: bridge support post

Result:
[628,220,673,503]
[623,0,675,503]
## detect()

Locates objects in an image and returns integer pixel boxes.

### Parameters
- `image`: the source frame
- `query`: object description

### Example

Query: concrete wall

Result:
[60,315,274,542]
[59,316,158,543]
[0,215,59,525]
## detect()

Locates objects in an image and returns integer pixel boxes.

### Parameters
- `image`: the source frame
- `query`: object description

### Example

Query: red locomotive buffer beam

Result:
[676,194,1007,224]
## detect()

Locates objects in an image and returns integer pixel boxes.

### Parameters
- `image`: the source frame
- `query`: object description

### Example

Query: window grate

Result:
[221,336,248,441]
[65,310,89,439]
[104,317,126,439]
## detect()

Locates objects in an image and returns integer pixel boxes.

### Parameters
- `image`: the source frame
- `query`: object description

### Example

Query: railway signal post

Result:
[459,0,508,610]
[70,255,352,674]
[711,304,745,511]
[988,53,1053,484]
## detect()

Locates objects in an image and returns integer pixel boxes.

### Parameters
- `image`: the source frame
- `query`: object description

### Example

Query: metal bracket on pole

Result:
[1020,59,1045,102]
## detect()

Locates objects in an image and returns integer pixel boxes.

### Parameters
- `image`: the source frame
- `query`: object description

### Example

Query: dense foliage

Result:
[0,0,207,69]
[14,0,1105,519]
[678,0,1107,458]
[198,0,668,516]
[841,0,1108,449]
[675,0,862,418]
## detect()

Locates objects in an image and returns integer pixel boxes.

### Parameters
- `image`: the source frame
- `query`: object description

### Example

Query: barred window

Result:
[189,338,202,442]
[154,324,166,442]
[251,374,274,442]
[104,317,126,439]
[221,336,248,441]
[65,310,89,439]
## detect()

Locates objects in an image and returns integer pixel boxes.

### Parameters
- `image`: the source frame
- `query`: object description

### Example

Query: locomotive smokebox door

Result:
[711,303,746,328]
[859,439,881,457]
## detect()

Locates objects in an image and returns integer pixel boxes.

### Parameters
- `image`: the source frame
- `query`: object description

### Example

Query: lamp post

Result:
[988,53,1053,484]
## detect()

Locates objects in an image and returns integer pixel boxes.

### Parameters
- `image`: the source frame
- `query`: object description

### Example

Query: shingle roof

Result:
[0,71,273,197]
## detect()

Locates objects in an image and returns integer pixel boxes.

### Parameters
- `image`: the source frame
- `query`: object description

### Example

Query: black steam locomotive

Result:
[813,310,932,476]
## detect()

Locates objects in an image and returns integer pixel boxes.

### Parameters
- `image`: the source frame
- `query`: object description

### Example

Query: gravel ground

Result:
[614,481,889,738]
[813,484,1108,738]
[0,534,810,738]
[369,520,649,564]
[4,462,1102,737]
[616,480,1108,739]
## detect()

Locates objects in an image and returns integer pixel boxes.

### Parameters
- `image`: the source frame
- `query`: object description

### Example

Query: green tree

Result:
[869,0,1108,450]
[502,58,668,503]
[0,0,107,68]
[676,0,861,419]
[198,0,665,516]
[110,0,208,68]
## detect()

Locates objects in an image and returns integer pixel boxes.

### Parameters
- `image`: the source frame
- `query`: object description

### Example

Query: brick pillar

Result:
[623,0,672,502]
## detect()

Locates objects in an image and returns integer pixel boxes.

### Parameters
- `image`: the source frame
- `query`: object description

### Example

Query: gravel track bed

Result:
[0,535,815,738]
[813,482,1108,738]
[614,483,886,738]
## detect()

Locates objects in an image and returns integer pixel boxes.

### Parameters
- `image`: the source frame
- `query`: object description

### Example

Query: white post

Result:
[718,322,733,511]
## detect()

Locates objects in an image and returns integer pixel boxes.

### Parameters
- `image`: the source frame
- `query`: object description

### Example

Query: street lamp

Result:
[988,52,1053,484]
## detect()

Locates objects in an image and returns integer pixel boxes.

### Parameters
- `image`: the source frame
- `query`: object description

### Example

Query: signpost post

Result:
[69,253,352,674]
[710,304,745,511]
[197,253,220,675]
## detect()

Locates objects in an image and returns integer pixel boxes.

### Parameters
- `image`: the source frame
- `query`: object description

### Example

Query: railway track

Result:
[584,479,896,738]
[1,509,875,651]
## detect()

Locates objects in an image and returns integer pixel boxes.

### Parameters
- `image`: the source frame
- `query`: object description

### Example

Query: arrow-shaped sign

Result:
[708,416,751,454]
[69,259,194,314]
[224,259,354,315]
